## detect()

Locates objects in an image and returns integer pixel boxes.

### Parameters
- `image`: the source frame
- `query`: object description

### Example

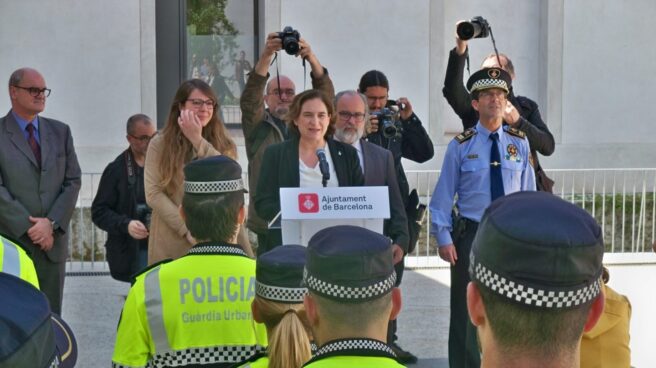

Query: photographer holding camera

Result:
[241,29,334,255]
[92,114,156,282]
[443,18,555,192]
[359,70,434,363]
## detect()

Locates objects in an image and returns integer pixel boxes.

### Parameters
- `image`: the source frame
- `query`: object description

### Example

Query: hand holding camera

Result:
[454,16,491,55]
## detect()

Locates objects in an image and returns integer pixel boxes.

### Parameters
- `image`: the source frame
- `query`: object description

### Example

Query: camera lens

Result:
[283,38,300,55]
[456,22,476,40]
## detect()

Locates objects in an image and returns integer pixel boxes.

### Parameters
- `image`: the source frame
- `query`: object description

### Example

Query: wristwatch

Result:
[49,218,59,233]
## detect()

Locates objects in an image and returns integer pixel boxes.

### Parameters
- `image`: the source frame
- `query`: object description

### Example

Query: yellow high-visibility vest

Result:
[0,235,39,289]
[112,243,268,368]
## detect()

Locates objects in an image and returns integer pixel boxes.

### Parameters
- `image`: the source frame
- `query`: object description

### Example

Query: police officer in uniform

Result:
[467,191,605,368]
[429,67,536,368]
[0,233,39,288]
[112,156,267,368]
[237,245,311,368]
[302,225,404,368]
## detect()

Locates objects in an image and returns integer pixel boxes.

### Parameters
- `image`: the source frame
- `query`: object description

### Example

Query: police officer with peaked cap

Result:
[302,225,405,367]
[112,156,267,368]
[236,245,311,368]
[467,191,605,368]
[429,67,536,368]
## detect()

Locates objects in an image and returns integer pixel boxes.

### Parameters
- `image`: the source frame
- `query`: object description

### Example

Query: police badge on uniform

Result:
[505,143,521,162]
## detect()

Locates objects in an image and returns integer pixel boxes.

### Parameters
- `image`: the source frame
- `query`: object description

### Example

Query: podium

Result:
[276,186,390,246]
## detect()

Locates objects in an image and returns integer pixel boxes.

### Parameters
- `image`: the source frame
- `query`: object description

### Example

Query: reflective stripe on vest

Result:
[1,237,21,277]
[144,266,170,353]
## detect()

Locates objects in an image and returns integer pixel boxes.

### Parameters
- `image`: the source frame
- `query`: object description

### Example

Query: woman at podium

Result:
[254,90,364,254]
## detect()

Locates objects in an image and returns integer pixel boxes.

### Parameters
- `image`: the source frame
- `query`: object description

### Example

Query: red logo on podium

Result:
[299,193,319,213]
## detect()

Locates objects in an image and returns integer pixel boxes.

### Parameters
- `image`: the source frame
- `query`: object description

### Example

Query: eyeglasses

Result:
[13,85,51,97]
[269,89,295,97]
[129,132,158,142]
[337,111,366,122]
[186,98,216,109]
[479,90,507,100]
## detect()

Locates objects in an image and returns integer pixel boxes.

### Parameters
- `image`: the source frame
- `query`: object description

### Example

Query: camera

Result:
[371,107,400,139]
[456,16,490,41]
[135,203,152,229]
[277,26,301,55]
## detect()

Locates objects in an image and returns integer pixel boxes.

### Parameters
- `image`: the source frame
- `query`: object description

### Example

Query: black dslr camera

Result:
[456,16,490,40]
[277,26,301,55]
[371,107,400,139]
[135,203,152,229]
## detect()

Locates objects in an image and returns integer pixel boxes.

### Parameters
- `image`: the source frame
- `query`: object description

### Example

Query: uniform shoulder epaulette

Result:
[455,128,477,144]
[506,127,526,139]
[130,258,173,285]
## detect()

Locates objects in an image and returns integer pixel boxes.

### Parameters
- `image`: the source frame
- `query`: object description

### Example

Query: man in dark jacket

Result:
[443,20,555,191]
[241,32,334,255]
[92,114,156,282]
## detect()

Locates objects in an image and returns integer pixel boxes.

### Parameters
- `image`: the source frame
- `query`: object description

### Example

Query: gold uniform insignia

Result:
[506,127,526,139]
[488,68,500,78]
[455,128,477,144]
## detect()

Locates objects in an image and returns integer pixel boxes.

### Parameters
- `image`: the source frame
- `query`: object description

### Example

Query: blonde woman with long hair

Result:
[238,245,312,368]
[145,79,245,264]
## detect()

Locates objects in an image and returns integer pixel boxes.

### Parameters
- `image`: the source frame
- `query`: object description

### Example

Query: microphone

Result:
[316,148,330,187]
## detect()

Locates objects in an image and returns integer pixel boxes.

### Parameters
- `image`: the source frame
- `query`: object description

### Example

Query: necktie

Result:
[26,123,41,167]
[489,132,504,201]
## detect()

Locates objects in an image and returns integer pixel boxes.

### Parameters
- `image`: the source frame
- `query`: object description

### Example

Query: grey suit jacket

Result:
[0,110,81,262]
[360,140,410,252]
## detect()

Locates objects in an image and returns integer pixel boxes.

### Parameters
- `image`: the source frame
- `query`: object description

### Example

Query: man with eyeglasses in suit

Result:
[92,114,157,282]
[0,67,81,315]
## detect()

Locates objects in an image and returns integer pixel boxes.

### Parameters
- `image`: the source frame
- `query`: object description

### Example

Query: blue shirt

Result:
[429,122,536,246]
[11,110,40,144]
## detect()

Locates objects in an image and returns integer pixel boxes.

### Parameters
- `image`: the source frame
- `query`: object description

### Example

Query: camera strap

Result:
[465,26,503,77]
[270,51,308,101]
[124,149,136,188]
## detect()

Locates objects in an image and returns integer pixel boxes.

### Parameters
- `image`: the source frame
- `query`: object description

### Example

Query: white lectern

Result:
[277,186,390,246]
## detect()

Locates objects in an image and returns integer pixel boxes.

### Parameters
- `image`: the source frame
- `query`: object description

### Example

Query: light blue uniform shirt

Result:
[429,122,536,246]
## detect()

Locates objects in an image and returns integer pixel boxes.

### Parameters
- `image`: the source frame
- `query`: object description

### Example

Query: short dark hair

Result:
[310,291,392,331]
[358,70,389,93]
[285,89,334,139]
[126,113,153,135]
[182,192,244,242]
[476,281,592,357]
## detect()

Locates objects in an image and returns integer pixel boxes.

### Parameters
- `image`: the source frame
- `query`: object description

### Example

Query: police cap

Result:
[466,67,511,94]
[256,245,307,303]
[304,225,395,303]
[51,313,77,368]
[470,191,604,310]
[183,155,247,194]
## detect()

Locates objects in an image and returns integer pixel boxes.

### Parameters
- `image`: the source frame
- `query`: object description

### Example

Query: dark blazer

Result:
[361,140,410,252]
[91,149,145,281]
[0,111,81,262]
[254,137,364,222]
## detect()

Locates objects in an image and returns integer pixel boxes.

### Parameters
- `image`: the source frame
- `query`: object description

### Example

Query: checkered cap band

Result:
[256,281,307,303]
[473,262,602,309]
[303,269,396,301]
[470,78,509,93]
[314,339,396,359]
[187,245,247,257]
[111,345,266,367]
[184,178,245,194]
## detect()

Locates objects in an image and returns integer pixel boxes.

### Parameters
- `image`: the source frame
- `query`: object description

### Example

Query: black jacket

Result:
[254,138,365,222]
[443,47,555,159]
[91,149,146,281]
[366,111,434,205]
